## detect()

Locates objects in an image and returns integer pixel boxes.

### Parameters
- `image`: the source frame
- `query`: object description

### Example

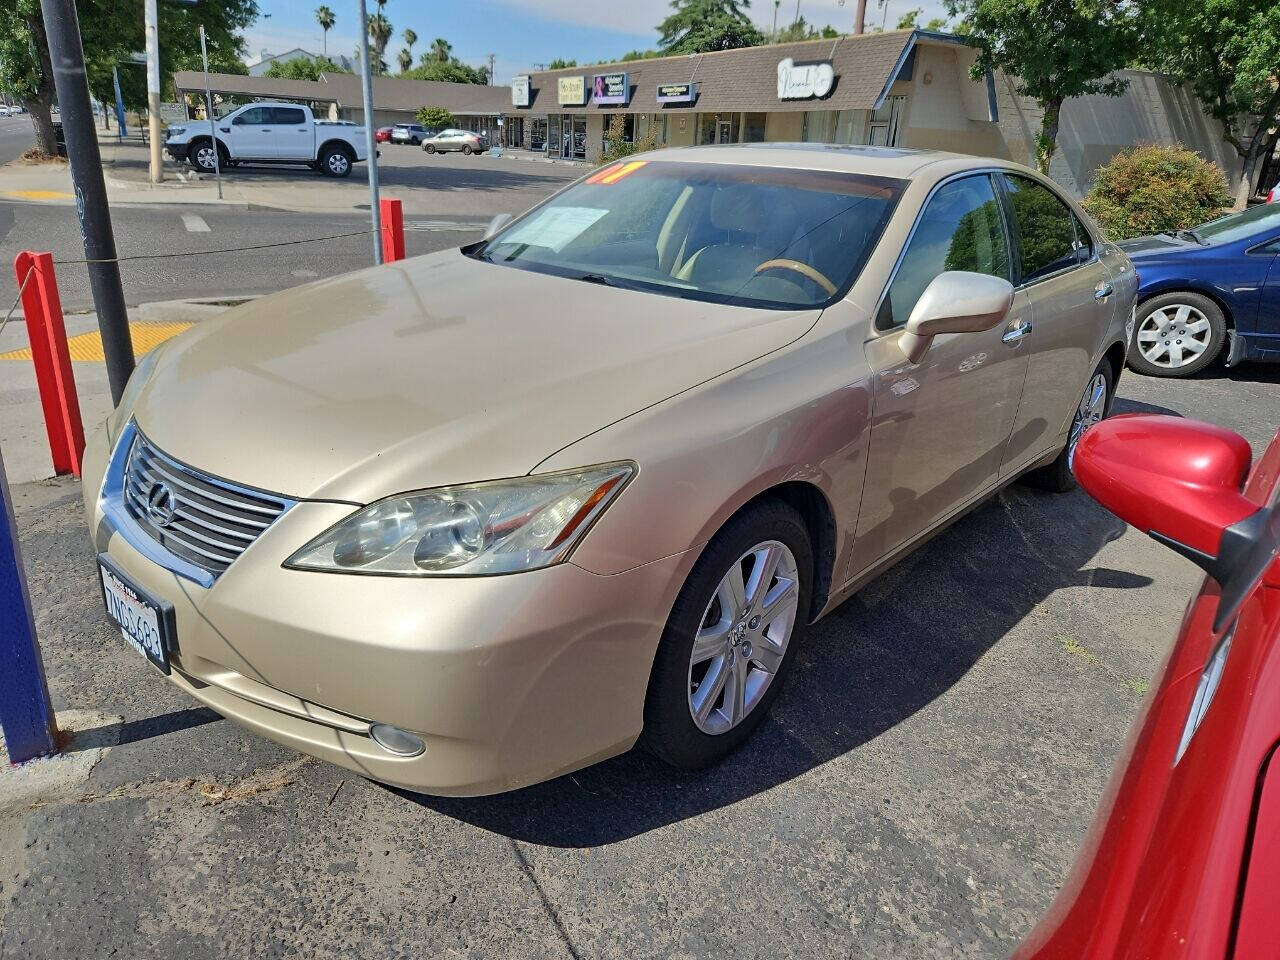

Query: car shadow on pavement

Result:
[402,478,1139,848]
[68,706,224,752]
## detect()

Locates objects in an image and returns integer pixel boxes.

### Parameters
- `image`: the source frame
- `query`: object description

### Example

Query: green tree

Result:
[429,37,452,62]
[597,113,660,166]
[896,8,922,28]
[945,0,1138,173]
[406,58,487,84]
[397,48,412,73]
[546,58,577,69]
[264,55,343,81]
[620,49,660,61]
[775,16,838,41]
[416,105,453,128]
[1139,0,1280,209]
[925,17,950,29]
[367,13,393,75]
[0,0,56,154]
[658,0,764,53]
[402,27,417,59]
[1082,144,1232,239]
[316,5,335,56]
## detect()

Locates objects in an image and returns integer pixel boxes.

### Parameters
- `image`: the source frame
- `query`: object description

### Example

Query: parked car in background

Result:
[0,105,9,117]
[1018,413,1280,960]
[421,128,488,155]
[391,123,433,145]
[1120,202,1280,376]
[375,126,393,143]
[82,147,1133,796]
[165,102,368,178]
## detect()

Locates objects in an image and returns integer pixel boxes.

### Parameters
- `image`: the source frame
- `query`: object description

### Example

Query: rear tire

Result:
[640,500,812,770]
[1024,358,1114,493]
[319,145,352,178]
[461,144,473,155]
[1128,291,1226,378]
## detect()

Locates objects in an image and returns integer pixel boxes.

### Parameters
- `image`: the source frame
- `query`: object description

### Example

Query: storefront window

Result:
[802,110,838,143]
[698,113,718,145]
[743,113,767,143]
[530,117,548,151]
[698,113,739,145]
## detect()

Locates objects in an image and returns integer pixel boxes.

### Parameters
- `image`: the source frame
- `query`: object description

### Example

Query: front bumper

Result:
[164,141,190,163]
[82,423,688,796]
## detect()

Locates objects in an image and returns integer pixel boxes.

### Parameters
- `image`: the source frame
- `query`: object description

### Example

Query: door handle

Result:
[1094,281,1114,300]
[1002,319,1033,344]
[219,127,229,132]
[261,128,272,132]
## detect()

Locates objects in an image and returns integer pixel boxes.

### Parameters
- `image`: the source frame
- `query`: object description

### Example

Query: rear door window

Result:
[272,107,306,125]
[1000,174,1083,283]
[881,174,1011,327]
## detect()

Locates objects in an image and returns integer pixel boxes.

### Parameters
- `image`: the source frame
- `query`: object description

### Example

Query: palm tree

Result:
[315,5,335,56]
[429,37,452,63]
[403,27,417,59]
[367,13,393,75]
[397,47,412,74]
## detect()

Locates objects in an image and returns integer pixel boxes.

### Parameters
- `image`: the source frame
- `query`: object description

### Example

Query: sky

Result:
[246,0,955,85]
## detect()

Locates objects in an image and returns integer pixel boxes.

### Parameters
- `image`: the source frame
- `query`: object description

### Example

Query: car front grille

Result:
[121,430,292,579]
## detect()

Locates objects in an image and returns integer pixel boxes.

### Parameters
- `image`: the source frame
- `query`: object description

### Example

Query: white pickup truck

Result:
[164,102,369,178]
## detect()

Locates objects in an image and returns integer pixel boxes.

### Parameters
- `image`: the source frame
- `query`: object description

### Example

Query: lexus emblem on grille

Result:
[144,481,178,528]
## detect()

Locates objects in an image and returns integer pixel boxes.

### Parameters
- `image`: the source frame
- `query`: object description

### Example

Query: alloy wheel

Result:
[1136,304,1212,369]
[327,153,349,175]
[195,145,216,171]
[1067,373,1108,470]
[687,540,800,735]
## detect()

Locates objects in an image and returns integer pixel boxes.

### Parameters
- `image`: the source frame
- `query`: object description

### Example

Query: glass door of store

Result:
[569,115,587,159]
[717,119,733,144]
[548,115,563,158]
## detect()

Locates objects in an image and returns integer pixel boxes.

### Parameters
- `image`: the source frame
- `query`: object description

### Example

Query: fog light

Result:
[369,723,425,757]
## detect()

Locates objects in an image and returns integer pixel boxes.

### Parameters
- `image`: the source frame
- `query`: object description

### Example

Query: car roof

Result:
[631,144,1032,182]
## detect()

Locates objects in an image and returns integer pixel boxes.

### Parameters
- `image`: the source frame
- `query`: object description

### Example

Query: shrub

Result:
[1082,144,1231,240]
[596,113,660,166]
[415,106,453,129]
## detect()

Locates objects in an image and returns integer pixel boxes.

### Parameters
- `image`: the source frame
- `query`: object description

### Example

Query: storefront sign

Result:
[511,75,531,108]
[592,72,629,105]
[558,76,587,106]
[776,58,835,100]
[655,82,698,104]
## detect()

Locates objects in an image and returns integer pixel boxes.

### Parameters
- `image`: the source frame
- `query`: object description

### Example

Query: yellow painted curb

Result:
[3,189,73,200]
[0,321,192,362]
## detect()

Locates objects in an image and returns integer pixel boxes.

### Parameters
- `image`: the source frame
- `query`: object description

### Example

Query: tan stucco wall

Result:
[666,113,697,146]
[764,112,803,141]
[586,113,605,163]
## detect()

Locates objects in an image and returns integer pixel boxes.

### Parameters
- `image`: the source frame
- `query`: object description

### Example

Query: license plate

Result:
[98,554,175,674]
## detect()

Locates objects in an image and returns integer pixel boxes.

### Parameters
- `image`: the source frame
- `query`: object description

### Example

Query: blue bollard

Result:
[0,446,58,764]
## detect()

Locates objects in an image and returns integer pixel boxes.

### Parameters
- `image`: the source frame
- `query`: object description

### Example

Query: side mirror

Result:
[484,213,513,240]
[898,271,1014,364]
[1074,414,1274,631]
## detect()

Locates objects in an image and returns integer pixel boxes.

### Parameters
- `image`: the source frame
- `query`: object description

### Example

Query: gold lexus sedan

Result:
[83,146,1136,795]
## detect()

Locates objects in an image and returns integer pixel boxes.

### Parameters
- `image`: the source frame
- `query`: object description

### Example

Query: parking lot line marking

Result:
[4,189,73,200]
[403,220,487,232]
[182,214,211,233]
[0,321,192,362]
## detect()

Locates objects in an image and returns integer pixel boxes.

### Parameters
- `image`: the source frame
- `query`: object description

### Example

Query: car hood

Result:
[1117,234,1196,257]
[130,250,820,503]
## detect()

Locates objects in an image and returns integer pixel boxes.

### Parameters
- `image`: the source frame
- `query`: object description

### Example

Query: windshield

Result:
[1195,203,1280,245]
[474,160,905,309]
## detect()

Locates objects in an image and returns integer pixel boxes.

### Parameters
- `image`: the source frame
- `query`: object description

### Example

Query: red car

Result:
[374,126,393,144]
[1019,414,1280,959]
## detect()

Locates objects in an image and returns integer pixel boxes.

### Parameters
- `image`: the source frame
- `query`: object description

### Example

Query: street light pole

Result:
[144,0,163,182]
[199,25,222,200]
[357,0,383,265]
[38,0,134,404]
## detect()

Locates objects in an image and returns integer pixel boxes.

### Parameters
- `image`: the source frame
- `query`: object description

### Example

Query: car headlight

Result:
[166,126,185,138]
[284,462,635,576]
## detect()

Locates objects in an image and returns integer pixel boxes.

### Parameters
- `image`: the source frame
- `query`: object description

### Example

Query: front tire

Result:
[1128,292,1225,378]
[423,143,436,154]
[189,139,222,173]
[319,145,352,178]
[640,500,812,770]
[1025,358,1114,493]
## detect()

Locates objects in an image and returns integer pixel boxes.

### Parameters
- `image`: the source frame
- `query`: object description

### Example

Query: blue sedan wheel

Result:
[1129,291,1226,378]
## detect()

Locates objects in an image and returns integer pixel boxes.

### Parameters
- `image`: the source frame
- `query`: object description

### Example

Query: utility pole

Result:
[772,1,780,39]
[144,0,162,182]
[38,0,134,403]
[854,0,867,33]
[487,53,495,85]
[357,0,383,264]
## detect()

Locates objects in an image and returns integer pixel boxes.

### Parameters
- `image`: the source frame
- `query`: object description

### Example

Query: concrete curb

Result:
[136,296,255,325]
[0,709,123,815]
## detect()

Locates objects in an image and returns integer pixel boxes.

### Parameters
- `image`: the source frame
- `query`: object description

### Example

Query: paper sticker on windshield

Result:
[500,207,607,252]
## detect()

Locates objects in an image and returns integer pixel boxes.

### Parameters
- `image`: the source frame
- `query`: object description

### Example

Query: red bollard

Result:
[13,252,84,478]
[380,197,405,263]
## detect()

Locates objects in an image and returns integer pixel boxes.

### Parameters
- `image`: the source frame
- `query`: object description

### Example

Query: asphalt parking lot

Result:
[4,360,1276,959]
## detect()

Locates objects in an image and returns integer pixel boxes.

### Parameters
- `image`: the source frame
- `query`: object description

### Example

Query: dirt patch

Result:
[17,149,66,166]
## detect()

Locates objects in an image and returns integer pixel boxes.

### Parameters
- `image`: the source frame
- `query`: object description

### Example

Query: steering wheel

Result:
[753,259,837,296]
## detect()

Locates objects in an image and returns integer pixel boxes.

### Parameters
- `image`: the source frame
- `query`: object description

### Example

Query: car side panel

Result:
[1137,247,1267,335]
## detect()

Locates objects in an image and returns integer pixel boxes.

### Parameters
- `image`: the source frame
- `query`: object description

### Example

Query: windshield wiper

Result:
[575,272,620,287]
[1161,229,1206,245]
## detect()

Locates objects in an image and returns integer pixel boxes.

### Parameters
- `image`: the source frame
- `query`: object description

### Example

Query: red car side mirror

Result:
[1075,413,1263,573]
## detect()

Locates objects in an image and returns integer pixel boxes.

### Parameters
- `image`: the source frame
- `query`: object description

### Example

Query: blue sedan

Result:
[1119,203,1280,377]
